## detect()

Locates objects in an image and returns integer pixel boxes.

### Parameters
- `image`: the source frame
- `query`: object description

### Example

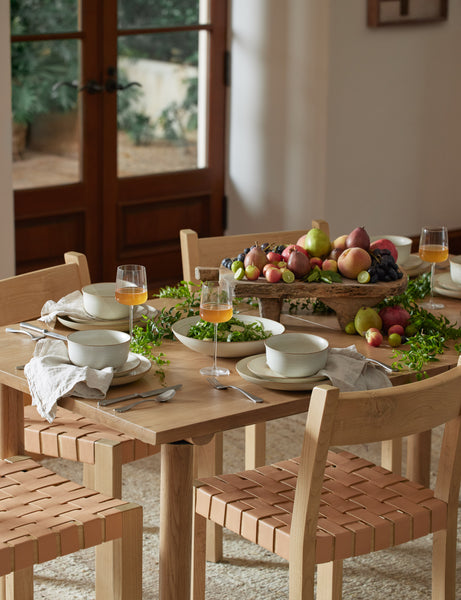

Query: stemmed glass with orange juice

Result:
[199,280,233,376]
[419,226,448,310]
[115,265,148,337]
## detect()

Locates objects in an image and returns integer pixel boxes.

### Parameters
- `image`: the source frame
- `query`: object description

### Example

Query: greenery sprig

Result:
[377,272,461,377]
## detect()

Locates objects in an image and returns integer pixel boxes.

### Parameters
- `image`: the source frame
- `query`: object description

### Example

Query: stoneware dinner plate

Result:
[247,354,327,382]
[434,272,461,292]
[172,315,285,358]
[110,354,151,387]
[236,354,328,391]
[432,274,461,299]
[113,352,141,377]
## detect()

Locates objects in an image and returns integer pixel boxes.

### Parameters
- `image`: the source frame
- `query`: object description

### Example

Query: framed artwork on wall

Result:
[367,0,448,27]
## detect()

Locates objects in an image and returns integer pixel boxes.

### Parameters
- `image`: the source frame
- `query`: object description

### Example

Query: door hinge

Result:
[222,195,228,231]
[224,50,231,87]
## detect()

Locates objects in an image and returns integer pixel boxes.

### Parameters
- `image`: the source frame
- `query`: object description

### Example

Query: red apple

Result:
[388,324,405,336]
[322,259,338,272]
[244,264,260,280]
[266,251,282,264]
[263,263,277,276]
[337,247,372,279]
[365,328,383,347]
[265,267,282,283]
[309,257,323,269]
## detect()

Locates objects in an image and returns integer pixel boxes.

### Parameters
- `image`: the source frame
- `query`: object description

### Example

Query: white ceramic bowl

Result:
[370,235,412,265]
[264,332,329,377]
[172,315,285,358]
[67,329,131,369]
[82,282,130,320]
[449,255,461,285]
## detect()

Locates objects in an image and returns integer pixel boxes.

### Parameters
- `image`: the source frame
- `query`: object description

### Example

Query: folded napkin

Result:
[24,338,113,422]
[318,345,392,391]
[40,290,156,327]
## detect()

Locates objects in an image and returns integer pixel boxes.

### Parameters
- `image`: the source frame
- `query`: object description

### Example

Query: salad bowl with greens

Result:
[172,315,285,357]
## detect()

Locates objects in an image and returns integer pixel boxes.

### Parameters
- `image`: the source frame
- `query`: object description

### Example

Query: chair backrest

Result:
[0,251,91,325]
[179,219,330,283]
[290,359,461,567]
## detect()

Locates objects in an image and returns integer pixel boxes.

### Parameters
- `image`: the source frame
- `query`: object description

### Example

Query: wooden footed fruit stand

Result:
[195,220,408,329]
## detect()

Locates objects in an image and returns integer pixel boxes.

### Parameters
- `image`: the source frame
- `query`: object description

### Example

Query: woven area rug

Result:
[33,414,461,599]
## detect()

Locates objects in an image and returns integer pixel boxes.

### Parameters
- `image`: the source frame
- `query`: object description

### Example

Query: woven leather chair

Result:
[0,252,159,498]
[180,222,326,562]
[0,455,142,598]
[193,358,461,599]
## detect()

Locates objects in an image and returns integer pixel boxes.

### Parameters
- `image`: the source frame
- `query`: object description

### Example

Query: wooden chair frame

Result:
[193,358,461,599]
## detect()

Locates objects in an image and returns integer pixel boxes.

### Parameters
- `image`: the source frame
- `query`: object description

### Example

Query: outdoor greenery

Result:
[10,0,199,143]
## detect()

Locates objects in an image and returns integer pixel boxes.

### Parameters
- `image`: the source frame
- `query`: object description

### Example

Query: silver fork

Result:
[207,377,263,403]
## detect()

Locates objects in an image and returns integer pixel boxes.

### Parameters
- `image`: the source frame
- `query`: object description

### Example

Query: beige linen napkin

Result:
[40,290,156,327]
[318,345,392,391]
[24,338,113,422]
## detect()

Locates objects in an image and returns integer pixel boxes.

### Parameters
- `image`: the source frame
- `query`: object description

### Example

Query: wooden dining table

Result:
[0,294,459,599]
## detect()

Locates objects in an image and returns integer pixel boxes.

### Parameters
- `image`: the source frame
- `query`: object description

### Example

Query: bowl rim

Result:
[82,282,117,296]
[449,255,461,265]
[264,332,329,354]
[67,329,130,346]
[172,314,285,342]
[370,235,412,246]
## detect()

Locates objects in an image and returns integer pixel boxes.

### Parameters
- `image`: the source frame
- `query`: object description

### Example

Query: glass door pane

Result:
[117,29,209,177]
[10,1,81,189]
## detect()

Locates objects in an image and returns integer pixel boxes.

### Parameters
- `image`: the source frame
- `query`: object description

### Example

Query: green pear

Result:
[303,228,331,257]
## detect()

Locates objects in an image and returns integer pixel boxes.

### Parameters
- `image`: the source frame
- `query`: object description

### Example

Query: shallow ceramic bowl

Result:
[449,255,461,286]
[172,315,285,358]
[264,332,329,377]
[371,235,412,265]
[67,329,130,369]
[82,282,130,320]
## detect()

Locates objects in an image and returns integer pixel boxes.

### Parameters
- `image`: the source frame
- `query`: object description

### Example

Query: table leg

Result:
[160,442,194,600]
[406,430,431,486]
[0,384,24,458]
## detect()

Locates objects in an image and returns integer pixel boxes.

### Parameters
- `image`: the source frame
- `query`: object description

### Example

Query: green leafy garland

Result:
[377,272,461,376]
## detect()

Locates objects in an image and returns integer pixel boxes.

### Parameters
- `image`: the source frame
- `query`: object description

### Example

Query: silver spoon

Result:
[6,327,45,341]
[114,388,176,412]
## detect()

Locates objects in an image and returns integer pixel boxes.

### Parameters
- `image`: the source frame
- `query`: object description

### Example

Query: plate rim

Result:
[236,354,328,391]
[434,272,461,292]
[110,354,152,386]
[246,354,327,383]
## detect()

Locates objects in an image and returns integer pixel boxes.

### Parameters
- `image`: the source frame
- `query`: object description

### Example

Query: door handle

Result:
[105,78,142,93]
[52,80,104,94]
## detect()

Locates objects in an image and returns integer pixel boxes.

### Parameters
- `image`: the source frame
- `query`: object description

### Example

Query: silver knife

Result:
[98,384,183,407]
[20,322,67,341]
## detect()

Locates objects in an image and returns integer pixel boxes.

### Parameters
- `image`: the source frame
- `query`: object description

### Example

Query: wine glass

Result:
[115,265,148,337]
[199,280,233,376]
[419,226,448,310]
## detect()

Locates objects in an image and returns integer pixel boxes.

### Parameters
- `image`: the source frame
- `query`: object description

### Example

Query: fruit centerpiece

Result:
[196,221,408,329]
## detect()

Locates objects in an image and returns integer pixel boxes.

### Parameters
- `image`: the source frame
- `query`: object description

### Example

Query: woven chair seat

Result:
[195,449,447,564]
[0,455,141,577]
[24,405,159,464]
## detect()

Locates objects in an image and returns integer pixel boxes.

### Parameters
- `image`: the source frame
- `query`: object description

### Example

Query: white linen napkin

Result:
[318,345,392,391]
[24,338,114,422]
[40,290,156,327]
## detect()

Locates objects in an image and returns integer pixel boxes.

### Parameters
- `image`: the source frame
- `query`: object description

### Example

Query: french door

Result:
[11,0,227,288]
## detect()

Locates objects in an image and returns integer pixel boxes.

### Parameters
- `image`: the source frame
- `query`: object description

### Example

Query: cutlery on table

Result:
[98,384,183,407]
[6,327,45,341]
[19,322,67,341]
[364,358,397,373]
[207,376,263,403]
[114,388,176,412]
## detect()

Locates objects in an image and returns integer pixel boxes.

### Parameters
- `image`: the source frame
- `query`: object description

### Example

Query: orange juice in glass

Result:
[419,226,448,310]
[115,265,147,337]
[199,280,233,376]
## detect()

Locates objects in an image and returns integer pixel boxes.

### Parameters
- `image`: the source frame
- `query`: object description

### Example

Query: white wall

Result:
[0,2,15,277]
[227,0,461,241]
